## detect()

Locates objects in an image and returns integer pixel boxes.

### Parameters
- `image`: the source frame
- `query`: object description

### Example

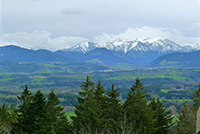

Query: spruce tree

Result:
[93,80,107,130]
[193,85,200,110]
[38,91,70,134]
[17,84,32,104]
[94,80,106,103]
[176,103,195,134]
[104,84,123,132]
[27,90,47,133]
[0,103,17,133]
[73,75,98,133]
[192,85,200,133]
[14,88,47,134]
[149,98,173,134]
[123,78,155,134]
[13,85,33,133]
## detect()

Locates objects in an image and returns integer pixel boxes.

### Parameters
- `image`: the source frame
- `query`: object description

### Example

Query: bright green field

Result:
[172,117,179,123]
[0,78,14,82]
[161,89,169,93]
[150,72,188,80]
[65,112,76,122]
[107,74,148,80]
[0,72,12,76]
[161,99,192,103]
[106,71,190,81]
[69,75,87,80]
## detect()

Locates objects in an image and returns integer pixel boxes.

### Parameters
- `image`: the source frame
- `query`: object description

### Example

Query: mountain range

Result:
[0,38,200,67]
[64,39,200,53]
[58,39,200,66]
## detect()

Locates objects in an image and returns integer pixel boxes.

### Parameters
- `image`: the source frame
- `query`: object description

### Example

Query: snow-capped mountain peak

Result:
[67,42,100,53]
[140,37,162,43]
[65,39,199,54]
[192,44,200,51]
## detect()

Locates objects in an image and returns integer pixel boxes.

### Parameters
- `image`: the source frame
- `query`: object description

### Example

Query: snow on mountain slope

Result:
[65,42,101,53]
[65,39,198,53]
[147,39,183,52]
[102,39,138,53]
[192,44,200,51]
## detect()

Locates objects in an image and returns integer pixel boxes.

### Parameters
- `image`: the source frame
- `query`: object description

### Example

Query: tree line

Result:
[0,76,199,134]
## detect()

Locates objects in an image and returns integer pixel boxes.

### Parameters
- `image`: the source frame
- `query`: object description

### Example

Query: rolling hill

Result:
[149,50,200,67]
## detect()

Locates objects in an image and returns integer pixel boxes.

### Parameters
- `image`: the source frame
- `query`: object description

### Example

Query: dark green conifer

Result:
[37,91,70,134]
[124,78,155,134]
[93,80,107,130]
[193,85,200,110]
[176,103,195,134]
[29,90,47,133]
[17,84,32,104]
[104,84,123,132]
[0,103,17,133]
[73,75,98,133]
[149,98,173,134]
[14,88,47,133]
[13,85,33,133]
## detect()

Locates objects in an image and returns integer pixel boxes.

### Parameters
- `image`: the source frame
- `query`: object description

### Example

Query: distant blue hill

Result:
[149,50,200,67]
[0,45,73,63]
[1,45,200,67]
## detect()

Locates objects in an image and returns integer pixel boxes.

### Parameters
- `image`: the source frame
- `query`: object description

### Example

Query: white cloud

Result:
[94,26,200,46]
[0,31,89,51]
[190,23,200,37]
[60,8,85,15]
[1,26,200,51]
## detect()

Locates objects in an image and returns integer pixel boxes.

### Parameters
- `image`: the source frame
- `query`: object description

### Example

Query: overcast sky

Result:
[1,0,200,51]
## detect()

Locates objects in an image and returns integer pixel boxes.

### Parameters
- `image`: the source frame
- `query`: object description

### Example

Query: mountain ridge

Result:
[1,38,200,67]
[149,50,200,67]
[0,45,73,63]
[63,39,199,54]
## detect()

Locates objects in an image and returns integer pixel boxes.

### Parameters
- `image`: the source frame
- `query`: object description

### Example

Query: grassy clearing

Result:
[0,72,11,76]
[65,112,76,122]
[161,99,192,103]
[0,78,14,81]
[69,75,86,80]
[172,117,179,124]
[31,77,45,82]
[161,89,169,93]
[19,83,54,86]
[174,99,192,103]
[67,70,74,74]
[150,72,188,80]
[107,74,148,80]
[33,70,52,74]
[29,83,54,86]
[106,71,189,81]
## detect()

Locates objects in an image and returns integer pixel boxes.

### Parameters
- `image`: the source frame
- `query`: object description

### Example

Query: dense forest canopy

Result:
[0,76,199,134]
